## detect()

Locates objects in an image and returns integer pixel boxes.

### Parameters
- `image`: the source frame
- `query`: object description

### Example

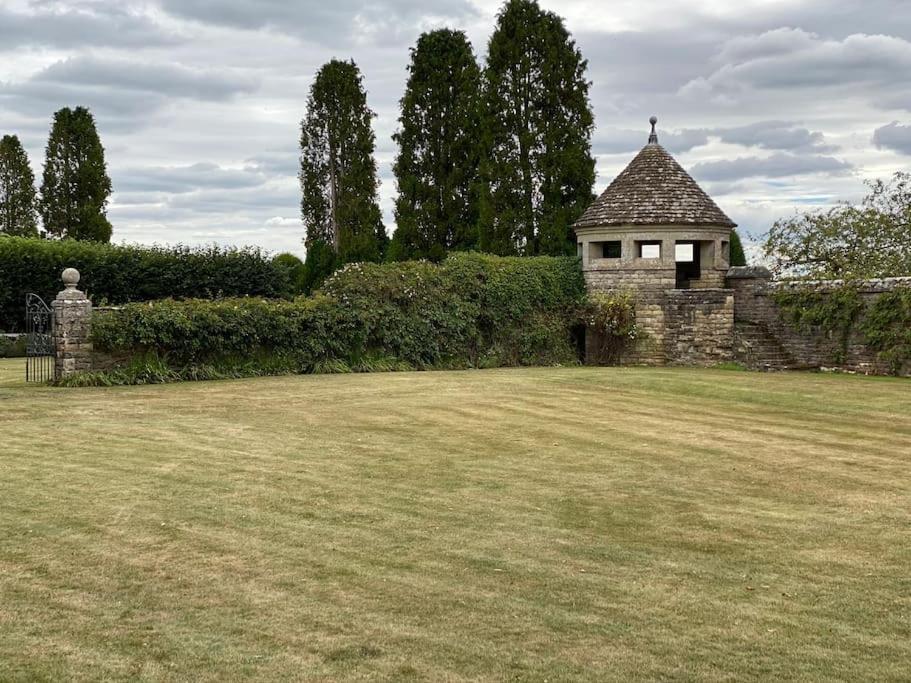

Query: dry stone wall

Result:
[663,289,734,366]
[726,267,911,376]
[584,269,734,366]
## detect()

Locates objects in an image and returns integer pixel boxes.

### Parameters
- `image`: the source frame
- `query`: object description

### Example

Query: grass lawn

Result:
[1,359,909,681]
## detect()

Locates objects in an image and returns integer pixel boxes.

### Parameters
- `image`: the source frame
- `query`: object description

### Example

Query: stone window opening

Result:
[675,241,701,289]
[594,241,621,259]
[721,240,730,264]
[637,241,661,259]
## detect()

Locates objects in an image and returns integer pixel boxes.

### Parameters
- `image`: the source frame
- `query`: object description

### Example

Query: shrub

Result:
[273,252,306,293]
[579,292,638,364]
[85,253,606,384]
[730,229,747,267]
[0,334,27,358]
[0,236,293,331]
[300,239,338,294]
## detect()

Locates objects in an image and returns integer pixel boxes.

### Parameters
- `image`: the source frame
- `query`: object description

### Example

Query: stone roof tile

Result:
[574,138,736,229]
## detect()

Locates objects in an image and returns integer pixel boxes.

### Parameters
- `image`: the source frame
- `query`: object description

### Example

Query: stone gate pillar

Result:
[51,268,92,379]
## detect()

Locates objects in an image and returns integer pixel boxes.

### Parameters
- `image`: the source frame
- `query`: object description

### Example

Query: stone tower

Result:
[575,117,737,365]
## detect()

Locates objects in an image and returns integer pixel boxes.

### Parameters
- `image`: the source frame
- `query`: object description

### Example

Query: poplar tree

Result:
[391,29,482,261]
[40,106,113,242]
[0,135,39,237]
[300,59,386,268]
[480,0,595,256]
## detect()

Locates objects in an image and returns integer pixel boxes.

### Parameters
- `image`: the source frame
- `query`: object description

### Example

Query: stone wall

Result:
[583,269,673,365]
[663,289,734,366]
[726,267,911,376]
[584,270,734,367]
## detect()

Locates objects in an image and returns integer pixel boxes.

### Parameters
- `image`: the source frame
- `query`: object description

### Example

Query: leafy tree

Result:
[40,107,113,242]
[764,171,911,279]
[479,0,595,256]
[391,29,482,261]
[730,229,747,267]
[300,59,386,265]
[0,135,39,237]
[273,252,306,293]
[300,239,338,294]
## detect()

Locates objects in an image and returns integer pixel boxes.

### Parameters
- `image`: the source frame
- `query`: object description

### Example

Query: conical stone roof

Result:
[574,119,735,229]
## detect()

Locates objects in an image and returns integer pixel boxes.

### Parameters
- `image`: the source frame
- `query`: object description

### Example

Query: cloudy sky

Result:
[2,0,910,258]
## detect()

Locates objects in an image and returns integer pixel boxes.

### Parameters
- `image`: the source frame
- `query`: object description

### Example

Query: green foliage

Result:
[84,253,599,384]
[730,229,747,267]
[40,107,113,242]
[0,135,39,237]
[858,288,911,374]
[0,237,292,331]
[392,29,482,261]
[764,171,911,279]
[273,252,306,293]
[300,60,386,264]
[0,334,27,358]
[773,285,863,362]
[479,0,595,257]
[300,239,339,294]
[579,292,638,364]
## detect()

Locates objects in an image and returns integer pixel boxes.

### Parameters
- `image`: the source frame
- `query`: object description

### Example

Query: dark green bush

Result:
[730,229,747,267]
[0,334,27,358]
[0,236,293,331]
[87,253,594,383]
[273,252,306,293]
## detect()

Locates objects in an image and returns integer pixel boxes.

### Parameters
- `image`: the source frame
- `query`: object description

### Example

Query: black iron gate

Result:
[25,294,55,382]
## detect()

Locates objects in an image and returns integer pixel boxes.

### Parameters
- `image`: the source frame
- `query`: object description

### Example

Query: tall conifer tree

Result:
[0,135,39,237]
[480,0,595,256]
[391,29,482,261]
[300,59,386,266]
[40,106,113,242]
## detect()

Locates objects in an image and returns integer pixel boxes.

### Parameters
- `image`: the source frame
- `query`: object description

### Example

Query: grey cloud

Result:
[596,121,836,156]
[691,153,852,181]
[33,57,258,102]
[114,163,269,194]
[715,28,816,64]
[595,127,709,155]
[164,184,301,213]
[244,151,300,178]
[579,29,717,100]
[713,121,836,152]
[681,30,911,101]
[873,121,911,155]
[0,4,176,51]
[157,0,478,45]
[1,56,258,130]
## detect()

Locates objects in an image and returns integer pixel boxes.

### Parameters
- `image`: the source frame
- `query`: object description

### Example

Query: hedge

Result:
[0,237,293,331]
[84,253,597,384]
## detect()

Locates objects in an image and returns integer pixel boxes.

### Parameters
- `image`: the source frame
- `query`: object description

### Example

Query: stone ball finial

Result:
[648,116,658,144]
[62,268,81,289]
[649,115,658,125]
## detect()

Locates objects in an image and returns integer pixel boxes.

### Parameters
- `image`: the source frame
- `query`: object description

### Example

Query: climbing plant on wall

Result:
[773,283,911,372]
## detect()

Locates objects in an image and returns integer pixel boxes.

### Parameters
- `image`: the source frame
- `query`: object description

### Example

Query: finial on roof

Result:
[648,116,658,144]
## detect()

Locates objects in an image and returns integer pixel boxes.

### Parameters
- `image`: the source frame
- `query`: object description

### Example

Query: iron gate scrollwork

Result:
[26,294,55,382]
